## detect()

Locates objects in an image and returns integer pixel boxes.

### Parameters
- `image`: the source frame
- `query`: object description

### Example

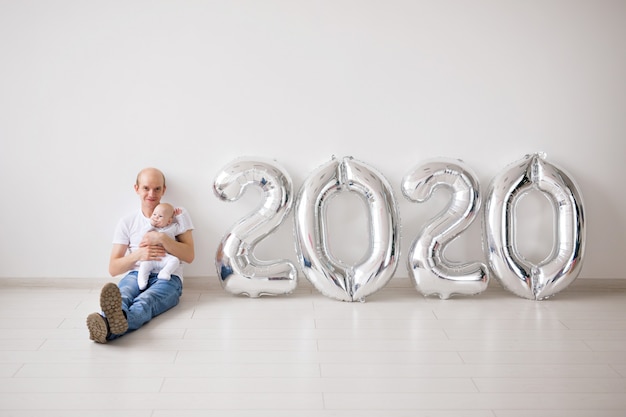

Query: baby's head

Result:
[150,203,175,228]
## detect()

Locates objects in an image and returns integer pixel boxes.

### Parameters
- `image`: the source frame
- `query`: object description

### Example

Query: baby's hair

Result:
[156,202,175,218]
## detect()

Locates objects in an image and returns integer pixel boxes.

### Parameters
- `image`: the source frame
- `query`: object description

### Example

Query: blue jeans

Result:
[107,271,183,340]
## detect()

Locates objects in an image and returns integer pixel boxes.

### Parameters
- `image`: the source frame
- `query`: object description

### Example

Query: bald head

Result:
[136,167,166,188]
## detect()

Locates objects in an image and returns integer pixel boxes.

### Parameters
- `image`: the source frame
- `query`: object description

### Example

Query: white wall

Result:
[1,0,625,280]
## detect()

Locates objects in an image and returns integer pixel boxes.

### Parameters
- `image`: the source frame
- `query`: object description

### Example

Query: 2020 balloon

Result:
[213,157,298,297]
[213,153,585,301]
[484,153,586,300]
[401,158,489,299]
[294,156,400,302]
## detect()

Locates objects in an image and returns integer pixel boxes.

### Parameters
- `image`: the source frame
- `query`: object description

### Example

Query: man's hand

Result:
[140,232,166,261]
[138,244,166,261]
[141,230,164,246]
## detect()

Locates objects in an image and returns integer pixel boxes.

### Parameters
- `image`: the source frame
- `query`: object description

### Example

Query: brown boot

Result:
[86,312,108,343]
[100,283,128,335]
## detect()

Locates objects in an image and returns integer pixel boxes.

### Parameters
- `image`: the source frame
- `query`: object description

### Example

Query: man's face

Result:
[135,171,166,212]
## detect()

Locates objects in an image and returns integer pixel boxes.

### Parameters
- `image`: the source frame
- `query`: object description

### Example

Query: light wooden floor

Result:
[1,276,626,417]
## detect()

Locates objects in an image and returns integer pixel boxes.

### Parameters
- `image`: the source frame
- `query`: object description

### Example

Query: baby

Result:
[137,202,185,290]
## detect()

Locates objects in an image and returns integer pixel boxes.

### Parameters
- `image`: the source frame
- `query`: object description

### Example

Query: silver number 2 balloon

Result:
[484,153,586,300]
[402,158,489,299]
[294,156,400,302]
[214,157,298,297]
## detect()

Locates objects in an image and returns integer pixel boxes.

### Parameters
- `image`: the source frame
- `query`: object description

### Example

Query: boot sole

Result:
[100,283,128,335]
[86,312,108,343]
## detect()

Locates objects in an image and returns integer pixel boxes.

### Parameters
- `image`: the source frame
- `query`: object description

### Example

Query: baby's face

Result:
[150,206,173,228]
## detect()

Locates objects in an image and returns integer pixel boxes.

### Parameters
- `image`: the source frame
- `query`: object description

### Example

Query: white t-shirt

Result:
[112,207,194,279]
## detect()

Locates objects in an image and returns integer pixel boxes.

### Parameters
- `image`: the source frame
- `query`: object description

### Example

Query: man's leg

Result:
[101,282,130,335]
[126,274,183,328]
[107,273,182,340]
[86,272,136,343]
[87,272,182,342]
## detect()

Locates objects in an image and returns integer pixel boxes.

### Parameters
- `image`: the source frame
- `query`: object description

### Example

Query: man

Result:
[86,167,195,343]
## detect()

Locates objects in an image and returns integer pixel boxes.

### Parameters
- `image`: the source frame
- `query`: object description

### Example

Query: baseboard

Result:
[1,276,625,291]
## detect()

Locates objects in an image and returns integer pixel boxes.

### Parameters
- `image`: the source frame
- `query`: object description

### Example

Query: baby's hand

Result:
[174,207,182,216]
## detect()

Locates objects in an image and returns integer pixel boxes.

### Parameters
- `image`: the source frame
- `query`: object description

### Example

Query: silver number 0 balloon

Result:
[484,153,586,300]
[294,156,400,302]
[214,157,298,297]
[402,158,489,299]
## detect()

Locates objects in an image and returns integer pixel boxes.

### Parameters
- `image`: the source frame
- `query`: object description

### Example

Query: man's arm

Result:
[109,240,174,277]
[109,244,139,277]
